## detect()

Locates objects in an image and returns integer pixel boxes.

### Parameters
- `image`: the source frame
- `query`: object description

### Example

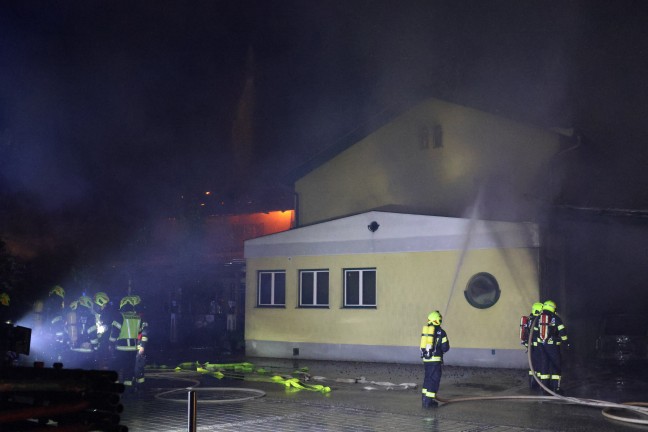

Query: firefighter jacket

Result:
[109,311,148,352]
[535,311,568,346]
[69,307,96,353]
[420,324,450,362]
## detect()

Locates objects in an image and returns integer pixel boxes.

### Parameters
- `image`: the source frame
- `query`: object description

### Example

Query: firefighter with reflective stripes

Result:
[47,285,67,363]
[520,302,543,390]
[535,299,568,394]
[419,310,450,408]
[109,295,148,392]
[92,291,115,369]
[68,295,98,368]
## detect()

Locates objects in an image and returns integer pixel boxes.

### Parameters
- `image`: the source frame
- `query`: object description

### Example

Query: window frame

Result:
[257,270,286,308]
[298,269,330,308]
[464,272,501,309]
[343,268,377,308]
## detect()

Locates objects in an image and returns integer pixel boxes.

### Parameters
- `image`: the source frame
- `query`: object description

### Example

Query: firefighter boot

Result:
[528,375,538,391]
[422,395,438,408]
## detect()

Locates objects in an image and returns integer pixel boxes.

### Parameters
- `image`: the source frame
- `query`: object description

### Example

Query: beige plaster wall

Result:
[245,247,538,351]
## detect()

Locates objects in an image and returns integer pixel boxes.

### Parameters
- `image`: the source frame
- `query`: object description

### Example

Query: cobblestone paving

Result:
[120,392,546,432]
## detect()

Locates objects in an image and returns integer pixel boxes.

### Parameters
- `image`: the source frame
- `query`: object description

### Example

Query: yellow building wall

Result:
[295,98,562,226]
[245,247,538,351]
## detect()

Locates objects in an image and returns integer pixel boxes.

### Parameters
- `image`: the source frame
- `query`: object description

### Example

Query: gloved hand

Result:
[420,348,431,359]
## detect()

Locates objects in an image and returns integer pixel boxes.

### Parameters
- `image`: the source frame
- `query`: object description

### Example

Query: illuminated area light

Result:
[205,191,211,195]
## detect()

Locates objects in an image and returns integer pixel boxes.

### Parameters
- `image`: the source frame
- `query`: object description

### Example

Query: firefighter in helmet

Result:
[419,310,450,408]
[68,295,97,368]
[47,285,67,363]
[109,295,148,392]
[535,300,568,394]
[91,291,114,368]
[520,302,543,390]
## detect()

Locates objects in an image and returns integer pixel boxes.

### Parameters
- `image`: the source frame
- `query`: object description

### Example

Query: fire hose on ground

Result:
[147,347,648,427]
[436,317,648,427]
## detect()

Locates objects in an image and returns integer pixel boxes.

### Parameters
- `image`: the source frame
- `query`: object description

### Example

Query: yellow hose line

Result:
[164,361,330,393]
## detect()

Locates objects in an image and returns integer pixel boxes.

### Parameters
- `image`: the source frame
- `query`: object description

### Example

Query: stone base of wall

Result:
[245,340,529,369]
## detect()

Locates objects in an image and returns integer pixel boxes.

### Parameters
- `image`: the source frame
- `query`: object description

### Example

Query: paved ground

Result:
[116,353,648,432]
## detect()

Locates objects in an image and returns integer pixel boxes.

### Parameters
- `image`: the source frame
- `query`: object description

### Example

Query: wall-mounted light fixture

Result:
[367,221,380,232]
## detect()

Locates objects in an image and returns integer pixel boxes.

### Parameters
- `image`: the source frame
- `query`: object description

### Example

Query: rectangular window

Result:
[299,270,329,307]
[344,268,376,307]
[258,270,286,307]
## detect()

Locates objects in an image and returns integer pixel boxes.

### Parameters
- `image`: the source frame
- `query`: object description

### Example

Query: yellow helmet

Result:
[531,302,543,316]
[0,292,9,307]
[119,295,141,310]
[542,300,556,313]
[78,295,93,309]
[94,292,109,307]
[49,285,65,299]
[427,310,442,325]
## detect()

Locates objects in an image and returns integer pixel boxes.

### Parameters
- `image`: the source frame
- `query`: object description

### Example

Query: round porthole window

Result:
[464,272,500,309]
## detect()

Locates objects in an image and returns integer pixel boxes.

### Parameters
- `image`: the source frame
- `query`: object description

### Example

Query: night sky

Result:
[1,1,647,277]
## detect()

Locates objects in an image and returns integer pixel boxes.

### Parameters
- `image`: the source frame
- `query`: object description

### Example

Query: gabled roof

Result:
[286,96,576,186]
[286,97,422,183]
[244,211,539,258]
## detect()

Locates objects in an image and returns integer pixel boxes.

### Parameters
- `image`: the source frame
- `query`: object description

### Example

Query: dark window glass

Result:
[275,272,286,305]
[362,270,376,305]
[316,272,329,305]
[344,269,375,307]
[345,271,360,305]
[464,272,500,309]
[301,273,314,305]
[259,273,272,305]
[258,271,285,306]
[300,270,329,306]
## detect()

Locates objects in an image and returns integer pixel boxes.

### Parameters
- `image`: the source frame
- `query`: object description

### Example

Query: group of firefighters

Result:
[520,299,569,394]
[38,285,149,393]
[419,299,568,408]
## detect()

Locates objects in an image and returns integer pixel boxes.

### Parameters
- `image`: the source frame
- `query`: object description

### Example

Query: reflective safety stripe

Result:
[124,380,133,386]
[424,391,436,398]
[136,377,145,384]
[540,373,550,379]
[116,345,138,351]
[551,375,561,380]
[423,356,442,362]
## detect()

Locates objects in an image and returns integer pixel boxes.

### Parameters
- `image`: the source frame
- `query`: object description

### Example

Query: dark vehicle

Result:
[595,314,648,366]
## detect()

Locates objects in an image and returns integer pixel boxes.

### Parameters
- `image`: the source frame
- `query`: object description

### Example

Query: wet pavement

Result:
[116,352,648,432]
